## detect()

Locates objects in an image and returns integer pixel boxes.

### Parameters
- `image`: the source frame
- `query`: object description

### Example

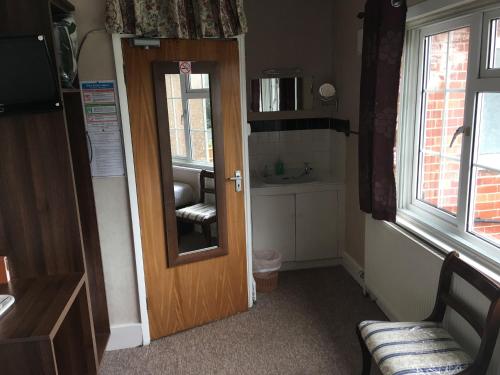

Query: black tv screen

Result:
[0,35,61,115]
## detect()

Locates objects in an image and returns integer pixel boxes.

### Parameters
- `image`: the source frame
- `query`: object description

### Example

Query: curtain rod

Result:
[357,0,405,19]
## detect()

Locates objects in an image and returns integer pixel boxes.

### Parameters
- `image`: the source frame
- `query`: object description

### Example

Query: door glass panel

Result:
[488,18,500,69]
[164,73,219,255]
[468,93,500,247]
[417,27,470,216]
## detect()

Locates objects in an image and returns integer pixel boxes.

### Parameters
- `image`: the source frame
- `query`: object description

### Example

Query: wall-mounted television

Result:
[0,35,62,115]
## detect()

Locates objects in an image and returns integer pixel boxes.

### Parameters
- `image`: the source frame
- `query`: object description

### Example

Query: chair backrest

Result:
[199,170,215,204]
[426,251,500,374]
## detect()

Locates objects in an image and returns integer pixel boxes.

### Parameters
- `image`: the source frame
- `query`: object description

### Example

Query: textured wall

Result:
[72,0,141,327]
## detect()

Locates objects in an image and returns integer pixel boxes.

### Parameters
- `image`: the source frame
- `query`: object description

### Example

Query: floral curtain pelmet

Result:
[105,0,248,39]
[358,0,407,222]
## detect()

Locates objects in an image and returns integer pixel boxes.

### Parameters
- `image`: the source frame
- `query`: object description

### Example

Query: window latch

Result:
[449,126,468,148]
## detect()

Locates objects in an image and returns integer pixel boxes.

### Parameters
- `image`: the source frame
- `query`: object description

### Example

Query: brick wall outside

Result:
[419,28,500,245]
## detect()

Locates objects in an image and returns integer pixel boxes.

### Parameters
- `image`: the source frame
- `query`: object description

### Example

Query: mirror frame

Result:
[152,61,228,267]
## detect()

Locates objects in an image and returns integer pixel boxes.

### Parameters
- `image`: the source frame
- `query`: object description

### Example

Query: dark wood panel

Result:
[64,91,110,352]
[53,285,98,375]
[0,339,56,375]
[0,274,83,341]
[0,112,85,278]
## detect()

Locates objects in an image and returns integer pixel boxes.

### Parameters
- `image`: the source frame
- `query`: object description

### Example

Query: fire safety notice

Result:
[80,81,125,177]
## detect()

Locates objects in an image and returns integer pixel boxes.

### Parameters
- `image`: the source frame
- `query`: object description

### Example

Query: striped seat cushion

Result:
[358,321,472,375]
[176,203,216,222]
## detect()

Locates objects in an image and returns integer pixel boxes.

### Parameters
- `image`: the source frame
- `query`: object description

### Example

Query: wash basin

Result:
[263,174,316,185]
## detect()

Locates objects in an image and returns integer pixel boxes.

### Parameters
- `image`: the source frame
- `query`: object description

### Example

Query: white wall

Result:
[365,217,500,375]
[73,0,142,348]
[249,129,345,181]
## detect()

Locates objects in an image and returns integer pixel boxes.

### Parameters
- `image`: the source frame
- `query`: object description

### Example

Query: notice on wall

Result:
[81,81,125,177]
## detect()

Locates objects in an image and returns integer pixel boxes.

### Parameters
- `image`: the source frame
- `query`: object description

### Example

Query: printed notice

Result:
[81,81,125,177]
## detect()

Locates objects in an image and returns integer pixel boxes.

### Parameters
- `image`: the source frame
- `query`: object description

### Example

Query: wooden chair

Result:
[357,251,500,375]
[175,170,217,246]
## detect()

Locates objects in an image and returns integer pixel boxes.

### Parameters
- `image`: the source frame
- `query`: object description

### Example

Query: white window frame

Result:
[171,74,214,170]
[481,8,500,78]
[397,3,500,272]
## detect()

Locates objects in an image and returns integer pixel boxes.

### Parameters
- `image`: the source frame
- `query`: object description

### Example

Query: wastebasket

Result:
[253,249,282,292]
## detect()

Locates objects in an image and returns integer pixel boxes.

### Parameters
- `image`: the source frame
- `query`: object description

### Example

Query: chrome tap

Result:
[303,162,313,176]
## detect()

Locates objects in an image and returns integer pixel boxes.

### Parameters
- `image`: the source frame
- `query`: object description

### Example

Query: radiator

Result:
[365,217,500,375]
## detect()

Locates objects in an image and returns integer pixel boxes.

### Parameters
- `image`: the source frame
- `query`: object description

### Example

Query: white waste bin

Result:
[253,250,282,292]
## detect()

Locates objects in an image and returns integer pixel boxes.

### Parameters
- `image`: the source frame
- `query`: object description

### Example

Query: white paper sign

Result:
[81,81,125,177]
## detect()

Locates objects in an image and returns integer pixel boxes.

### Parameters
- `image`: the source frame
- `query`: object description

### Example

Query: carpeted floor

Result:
[99,266,386,375]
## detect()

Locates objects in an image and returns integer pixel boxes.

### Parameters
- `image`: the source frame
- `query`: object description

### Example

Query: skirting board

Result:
[280,257,342,272]
[106,323,143,351]
[341,252,365,290]
[365,286,400,322]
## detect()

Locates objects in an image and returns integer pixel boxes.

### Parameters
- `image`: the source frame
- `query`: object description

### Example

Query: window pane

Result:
[488,19,500,69]
[417,27,470,216]
[170,129,187,158]
[187,98,213,163]
[167,98,187,158]
[189,74,209,90]
[165,74,182,98]
[469,93,500,247]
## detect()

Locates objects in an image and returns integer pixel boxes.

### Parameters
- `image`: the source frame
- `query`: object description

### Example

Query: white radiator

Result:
[365,217,500,375]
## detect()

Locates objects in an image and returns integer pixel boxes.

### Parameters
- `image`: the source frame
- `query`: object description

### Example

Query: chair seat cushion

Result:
[358,321,472,375]
[176,203,216,222]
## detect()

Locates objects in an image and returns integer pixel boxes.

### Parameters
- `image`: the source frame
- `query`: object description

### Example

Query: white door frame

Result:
[111,34,254,346]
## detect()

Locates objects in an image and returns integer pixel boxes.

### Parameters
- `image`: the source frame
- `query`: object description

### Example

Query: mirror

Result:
[153,62,227,267]
[250,76,313,112]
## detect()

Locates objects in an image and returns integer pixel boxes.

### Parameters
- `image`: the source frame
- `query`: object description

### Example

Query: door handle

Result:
[227,170,242,192]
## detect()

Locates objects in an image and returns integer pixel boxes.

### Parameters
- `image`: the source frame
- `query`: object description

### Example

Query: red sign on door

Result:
[179,61,192,75]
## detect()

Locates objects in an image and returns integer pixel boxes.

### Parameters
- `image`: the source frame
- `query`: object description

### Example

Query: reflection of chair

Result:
[356,251,500,375]
[175,170,216,246]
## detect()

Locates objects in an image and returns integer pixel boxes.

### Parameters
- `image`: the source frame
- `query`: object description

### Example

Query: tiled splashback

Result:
[249,129,334,178]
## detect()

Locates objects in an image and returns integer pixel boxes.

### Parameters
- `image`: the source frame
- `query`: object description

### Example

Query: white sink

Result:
[263,174,316,185]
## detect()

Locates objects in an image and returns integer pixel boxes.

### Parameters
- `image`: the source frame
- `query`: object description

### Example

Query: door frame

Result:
[111,34,254,346]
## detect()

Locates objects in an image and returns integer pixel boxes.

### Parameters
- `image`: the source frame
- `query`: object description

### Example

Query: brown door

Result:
[122,39,248,340]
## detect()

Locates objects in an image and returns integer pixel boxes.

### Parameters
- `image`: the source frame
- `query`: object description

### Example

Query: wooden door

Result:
[296,191,338,261]
[123,39,248,339]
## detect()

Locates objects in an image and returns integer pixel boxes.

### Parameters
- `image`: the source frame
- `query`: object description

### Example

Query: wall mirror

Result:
[250,76,313,112]
[153,61,227,267]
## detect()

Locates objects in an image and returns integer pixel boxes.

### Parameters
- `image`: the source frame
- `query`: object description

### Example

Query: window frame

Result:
[397,5,500,270]
[480,8,500,78]
[170,73,214,170]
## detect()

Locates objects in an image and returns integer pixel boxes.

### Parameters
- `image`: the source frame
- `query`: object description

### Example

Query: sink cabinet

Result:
[251,182,344,266]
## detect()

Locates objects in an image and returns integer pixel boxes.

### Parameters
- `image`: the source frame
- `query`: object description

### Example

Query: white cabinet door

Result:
[251,194,296,262]
[296,191,338,261]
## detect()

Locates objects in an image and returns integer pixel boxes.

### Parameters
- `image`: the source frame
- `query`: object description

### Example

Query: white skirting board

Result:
[106,323,143,351]
[341,252,365,290]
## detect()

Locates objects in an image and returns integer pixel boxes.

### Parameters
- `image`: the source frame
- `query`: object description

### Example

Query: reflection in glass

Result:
[469,93,500,247]
[250,77,313,112]
[165,73,219,254]
[489,19,500,69]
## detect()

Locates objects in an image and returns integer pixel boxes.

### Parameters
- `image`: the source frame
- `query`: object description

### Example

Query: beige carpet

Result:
[99,266,386,375]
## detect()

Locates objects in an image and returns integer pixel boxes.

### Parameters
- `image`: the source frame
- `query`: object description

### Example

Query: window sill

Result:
[395,209,500,280]
[172,161,214,172]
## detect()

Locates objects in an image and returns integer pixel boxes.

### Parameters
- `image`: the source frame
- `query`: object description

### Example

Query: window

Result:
[165,73,213,166]
[398,6,500,264]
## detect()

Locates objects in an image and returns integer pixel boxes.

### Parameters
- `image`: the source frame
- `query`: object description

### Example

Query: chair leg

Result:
[356,325,372,375]
[202,224,211,246]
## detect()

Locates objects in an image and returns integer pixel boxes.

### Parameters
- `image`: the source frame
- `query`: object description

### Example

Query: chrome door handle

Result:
[227,170,242,192]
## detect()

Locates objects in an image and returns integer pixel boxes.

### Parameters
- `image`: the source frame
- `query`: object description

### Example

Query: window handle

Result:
[449,126,466,148]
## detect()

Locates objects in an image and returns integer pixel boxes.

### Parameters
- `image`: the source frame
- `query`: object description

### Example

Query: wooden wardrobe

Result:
[0,1,110,373]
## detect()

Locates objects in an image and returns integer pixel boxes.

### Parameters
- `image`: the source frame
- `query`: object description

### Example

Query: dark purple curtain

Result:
[358,0,407,222]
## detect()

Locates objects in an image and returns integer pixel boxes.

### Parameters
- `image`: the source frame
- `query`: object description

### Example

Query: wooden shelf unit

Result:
[0,0,111,373]
[0,274,97,375]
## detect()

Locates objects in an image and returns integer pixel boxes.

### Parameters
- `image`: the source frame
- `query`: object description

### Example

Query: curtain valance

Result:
[105,0,247,39]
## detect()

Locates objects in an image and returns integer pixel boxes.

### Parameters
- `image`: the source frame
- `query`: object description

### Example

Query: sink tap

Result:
[303,162,313,176]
